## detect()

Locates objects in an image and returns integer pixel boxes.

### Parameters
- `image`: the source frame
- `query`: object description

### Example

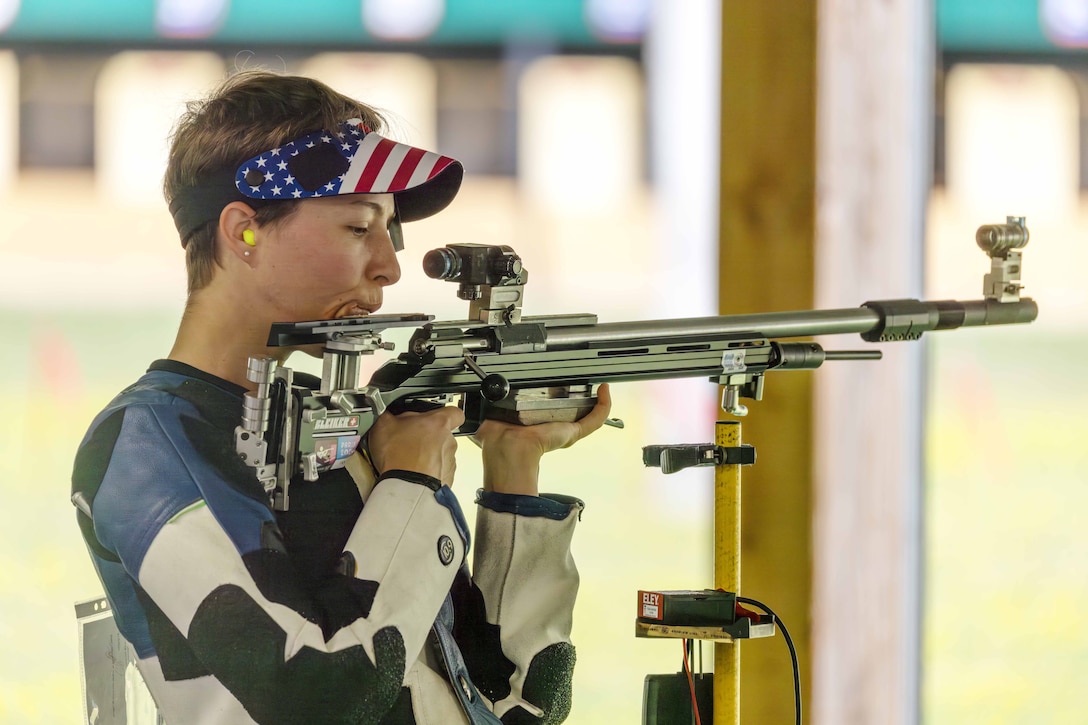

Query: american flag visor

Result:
[235,120,462,216]
[170,119,463,245]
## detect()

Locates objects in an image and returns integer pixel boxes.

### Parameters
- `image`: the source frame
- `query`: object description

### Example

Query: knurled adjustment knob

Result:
[491,254,523,278]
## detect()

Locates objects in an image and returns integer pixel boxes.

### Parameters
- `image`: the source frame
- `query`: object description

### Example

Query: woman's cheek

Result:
[315,266,364,302]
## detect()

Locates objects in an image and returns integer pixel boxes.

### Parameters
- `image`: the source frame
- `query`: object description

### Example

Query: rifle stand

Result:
[639,420,769,725]
[715,420,743,724]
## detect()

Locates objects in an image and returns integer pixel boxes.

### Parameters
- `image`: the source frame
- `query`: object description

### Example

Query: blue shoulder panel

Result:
[92,379,275,579]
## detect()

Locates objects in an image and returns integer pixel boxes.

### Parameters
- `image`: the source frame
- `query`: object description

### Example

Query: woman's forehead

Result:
[306,193,395,214]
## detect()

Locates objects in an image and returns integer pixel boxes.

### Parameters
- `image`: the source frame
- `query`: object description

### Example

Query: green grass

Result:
[923,328,1088,724]
[0,311,180,724]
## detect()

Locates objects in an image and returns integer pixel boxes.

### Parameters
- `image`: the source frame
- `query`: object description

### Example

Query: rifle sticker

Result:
[336,436,361,461]
[313,435,362,471]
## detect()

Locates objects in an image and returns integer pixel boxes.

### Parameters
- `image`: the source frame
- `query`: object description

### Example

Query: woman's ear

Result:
[219,202,259,263]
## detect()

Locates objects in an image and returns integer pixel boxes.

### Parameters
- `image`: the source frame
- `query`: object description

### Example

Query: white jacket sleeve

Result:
[456,491,584,724]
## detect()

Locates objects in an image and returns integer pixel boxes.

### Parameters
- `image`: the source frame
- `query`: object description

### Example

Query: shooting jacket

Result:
[72,360,583,724]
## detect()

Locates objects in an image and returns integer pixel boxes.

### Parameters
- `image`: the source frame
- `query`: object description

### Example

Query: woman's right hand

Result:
[366,406,465,487]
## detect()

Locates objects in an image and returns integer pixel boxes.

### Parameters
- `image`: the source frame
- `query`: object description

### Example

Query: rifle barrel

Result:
[542,309,878,347]
[540,298,1038,347]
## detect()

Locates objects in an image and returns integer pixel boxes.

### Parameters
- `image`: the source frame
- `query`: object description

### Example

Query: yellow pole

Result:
[714,419,742,724]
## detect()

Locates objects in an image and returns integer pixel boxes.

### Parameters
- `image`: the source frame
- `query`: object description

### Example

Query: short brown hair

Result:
[164,71,388,294]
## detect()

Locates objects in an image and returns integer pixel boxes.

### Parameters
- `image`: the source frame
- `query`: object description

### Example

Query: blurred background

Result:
[0,0,1085,723]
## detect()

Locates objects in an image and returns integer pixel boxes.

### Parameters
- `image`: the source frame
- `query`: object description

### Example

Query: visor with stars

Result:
[169,119,463,247]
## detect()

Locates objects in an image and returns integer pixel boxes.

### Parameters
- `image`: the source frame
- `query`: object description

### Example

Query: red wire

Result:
[682,639,702,725]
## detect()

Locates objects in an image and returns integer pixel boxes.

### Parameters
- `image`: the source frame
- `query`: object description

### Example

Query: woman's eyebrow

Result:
[346,200,386,213]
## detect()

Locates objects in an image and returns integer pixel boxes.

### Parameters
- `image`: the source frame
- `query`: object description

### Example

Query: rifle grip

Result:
[386,399,448,415]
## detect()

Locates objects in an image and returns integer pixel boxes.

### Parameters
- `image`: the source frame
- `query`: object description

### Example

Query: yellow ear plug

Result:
[243,229,256,246]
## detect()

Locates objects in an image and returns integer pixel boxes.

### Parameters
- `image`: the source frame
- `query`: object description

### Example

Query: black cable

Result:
[737,596,802,725]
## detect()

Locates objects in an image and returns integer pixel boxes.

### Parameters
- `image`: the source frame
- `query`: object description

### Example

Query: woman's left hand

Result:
[471,384,613,496]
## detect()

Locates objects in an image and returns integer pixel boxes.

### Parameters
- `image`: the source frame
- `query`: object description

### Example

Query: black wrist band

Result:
[376,470,442,491]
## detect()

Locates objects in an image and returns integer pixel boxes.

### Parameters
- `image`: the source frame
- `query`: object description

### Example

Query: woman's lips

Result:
[332,302,373,319]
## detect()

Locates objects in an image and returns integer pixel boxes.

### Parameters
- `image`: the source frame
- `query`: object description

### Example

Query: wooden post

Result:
[719,3,816,723]
[720,3,930,721]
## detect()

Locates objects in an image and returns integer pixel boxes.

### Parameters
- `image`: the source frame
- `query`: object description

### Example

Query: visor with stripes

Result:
[169,119,464,250]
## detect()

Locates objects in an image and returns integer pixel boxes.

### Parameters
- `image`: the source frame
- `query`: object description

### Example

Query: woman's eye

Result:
[349,226,368,237]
